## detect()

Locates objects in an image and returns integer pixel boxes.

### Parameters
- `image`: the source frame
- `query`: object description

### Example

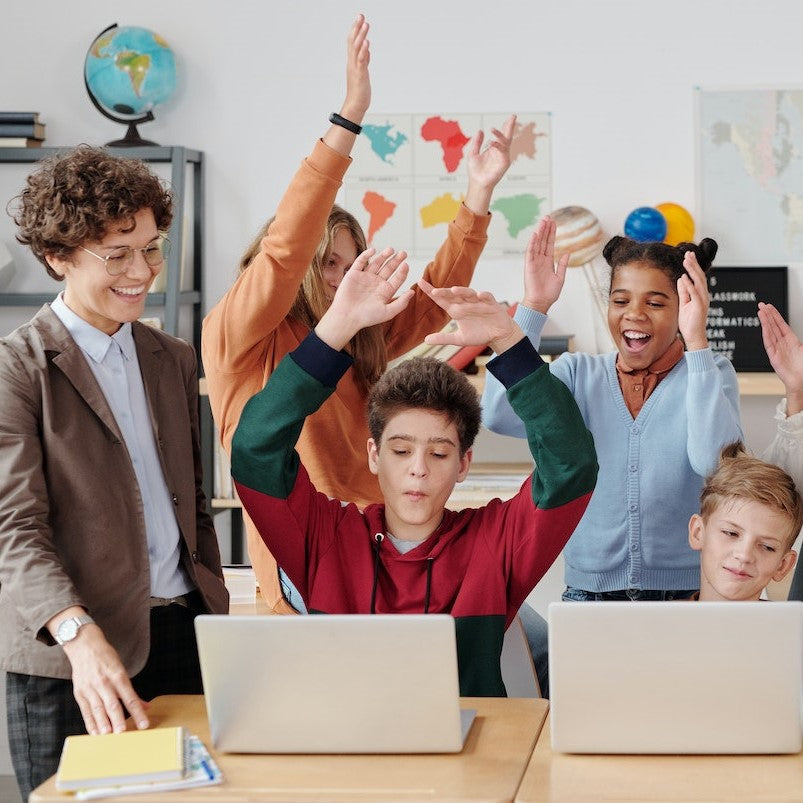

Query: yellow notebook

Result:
[56,726,186,791]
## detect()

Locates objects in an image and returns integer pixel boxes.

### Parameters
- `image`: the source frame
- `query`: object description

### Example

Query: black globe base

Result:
[106,122,159,148]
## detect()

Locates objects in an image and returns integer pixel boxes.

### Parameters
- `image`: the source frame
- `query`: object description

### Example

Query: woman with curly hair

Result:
[2,145,228,801]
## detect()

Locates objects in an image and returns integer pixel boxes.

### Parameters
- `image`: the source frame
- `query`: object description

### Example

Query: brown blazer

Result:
[0,305,228,679]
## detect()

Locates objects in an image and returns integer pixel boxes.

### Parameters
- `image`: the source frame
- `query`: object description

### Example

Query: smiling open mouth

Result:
[623,330,651,350]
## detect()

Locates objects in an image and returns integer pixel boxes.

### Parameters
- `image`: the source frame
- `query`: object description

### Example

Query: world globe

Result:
[84,23,177,146]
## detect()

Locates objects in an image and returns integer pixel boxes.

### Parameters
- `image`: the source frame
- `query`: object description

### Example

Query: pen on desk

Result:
[200,758,214,781]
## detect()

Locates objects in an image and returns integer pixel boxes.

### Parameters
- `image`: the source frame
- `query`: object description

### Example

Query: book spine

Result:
[0,138,43,148]
[0,112,39,123]
[0,123,44,138]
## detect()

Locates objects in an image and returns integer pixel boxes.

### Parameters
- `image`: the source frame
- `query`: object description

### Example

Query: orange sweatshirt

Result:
[202,138,490,609]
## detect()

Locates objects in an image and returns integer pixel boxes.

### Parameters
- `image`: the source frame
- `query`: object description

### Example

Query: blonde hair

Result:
[700,442,803,551]
[239,205,387,391]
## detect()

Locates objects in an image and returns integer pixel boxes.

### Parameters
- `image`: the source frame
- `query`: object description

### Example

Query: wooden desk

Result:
[515,718,803,802]
[32,695,549,802]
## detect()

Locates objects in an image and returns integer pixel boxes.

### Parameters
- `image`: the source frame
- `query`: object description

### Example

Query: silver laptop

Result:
[549,601,803,754]
[194,614,474,753]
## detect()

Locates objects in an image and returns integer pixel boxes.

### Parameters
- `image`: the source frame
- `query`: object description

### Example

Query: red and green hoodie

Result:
[232,333,597,696]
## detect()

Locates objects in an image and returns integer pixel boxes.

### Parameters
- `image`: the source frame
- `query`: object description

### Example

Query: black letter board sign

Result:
[706,266,787,372]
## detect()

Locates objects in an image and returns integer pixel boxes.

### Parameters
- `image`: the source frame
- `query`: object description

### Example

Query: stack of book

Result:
[56,725,223,799]
[0,111,46,147]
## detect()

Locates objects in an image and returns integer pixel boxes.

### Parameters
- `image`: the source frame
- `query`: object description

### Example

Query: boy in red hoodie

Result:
[231,228,597,696]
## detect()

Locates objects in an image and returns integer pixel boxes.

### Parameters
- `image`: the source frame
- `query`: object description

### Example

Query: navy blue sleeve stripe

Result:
[290,330,354,387]
[485,337,545,388]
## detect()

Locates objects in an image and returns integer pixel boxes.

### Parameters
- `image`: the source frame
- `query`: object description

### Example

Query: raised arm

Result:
[759,301,803,417]
[481,217,569,436]
[202,14,372,449]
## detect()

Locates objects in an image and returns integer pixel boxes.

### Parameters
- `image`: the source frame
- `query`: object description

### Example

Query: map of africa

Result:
[345,112,552,256]
[699,89,803,264]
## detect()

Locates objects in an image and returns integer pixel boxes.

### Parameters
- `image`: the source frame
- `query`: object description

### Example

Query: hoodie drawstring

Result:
[423,558,433,614]
[370,533,384,614]
[370,533,434,615]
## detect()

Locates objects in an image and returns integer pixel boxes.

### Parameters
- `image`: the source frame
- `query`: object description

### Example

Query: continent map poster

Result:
[697,87,803,265]
[343,113,551,258]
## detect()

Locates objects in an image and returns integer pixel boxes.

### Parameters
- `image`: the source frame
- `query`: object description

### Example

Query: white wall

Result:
[1,0,801,774]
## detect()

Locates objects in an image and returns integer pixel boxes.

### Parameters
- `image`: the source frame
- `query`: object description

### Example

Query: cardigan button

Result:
[191,551,199,563]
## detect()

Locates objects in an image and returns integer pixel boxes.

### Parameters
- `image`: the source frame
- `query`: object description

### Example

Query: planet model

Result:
[552,206,605,267]
[624,207,667,242]
[655,202,695,246]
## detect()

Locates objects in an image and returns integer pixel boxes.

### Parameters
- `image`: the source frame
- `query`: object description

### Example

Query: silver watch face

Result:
[57,618,80,644]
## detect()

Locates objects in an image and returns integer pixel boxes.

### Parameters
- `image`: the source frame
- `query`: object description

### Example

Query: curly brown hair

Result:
[367,357,481,456]
[10,145,173,280]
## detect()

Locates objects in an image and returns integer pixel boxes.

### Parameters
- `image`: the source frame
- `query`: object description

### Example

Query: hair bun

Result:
[698,237,718,267]
[602,235,627,265]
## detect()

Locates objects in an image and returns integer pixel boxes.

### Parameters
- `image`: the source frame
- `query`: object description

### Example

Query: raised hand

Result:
[343,13,371,121]
[758,301,803,415]
[419,279,523,356]
[522,216,569,314]
[315,247,414,350]
[325,15,371,156]
[676,251,710,351]
[464,114,516,215]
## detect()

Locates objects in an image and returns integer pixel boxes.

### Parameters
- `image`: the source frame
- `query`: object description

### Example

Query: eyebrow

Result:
[385,434,457,448]
[609,288,673,299]
[99,234,161,251]
[720,519,783,545]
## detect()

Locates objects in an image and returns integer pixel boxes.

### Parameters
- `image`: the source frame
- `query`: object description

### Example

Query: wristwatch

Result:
[54,614,95,646]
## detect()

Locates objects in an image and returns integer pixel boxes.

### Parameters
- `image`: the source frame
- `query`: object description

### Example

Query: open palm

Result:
[419,280,513,346]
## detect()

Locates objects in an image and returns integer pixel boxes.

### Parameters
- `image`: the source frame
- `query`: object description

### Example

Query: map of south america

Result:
[362,191,397,244]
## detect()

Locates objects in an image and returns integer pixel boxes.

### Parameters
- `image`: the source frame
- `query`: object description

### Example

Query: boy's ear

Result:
[366,438,379,476]
[772,550,797,583]
[456,448,472,483]
[688,514,704,552]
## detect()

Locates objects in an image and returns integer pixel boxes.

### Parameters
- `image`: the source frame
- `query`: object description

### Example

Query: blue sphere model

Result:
[624,207,667,242]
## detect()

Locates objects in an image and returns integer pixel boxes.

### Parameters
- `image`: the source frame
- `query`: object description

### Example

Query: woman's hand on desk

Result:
[62,624,150,735]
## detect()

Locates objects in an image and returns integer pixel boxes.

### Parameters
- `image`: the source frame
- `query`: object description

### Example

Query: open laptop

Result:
[194,614,475,753]
[548,601,803,754]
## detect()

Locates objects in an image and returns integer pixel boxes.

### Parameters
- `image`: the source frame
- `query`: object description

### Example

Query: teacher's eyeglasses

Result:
[79,236,171,277]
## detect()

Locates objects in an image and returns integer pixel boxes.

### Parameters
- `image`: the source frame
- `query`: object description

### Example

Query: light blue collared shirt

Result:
[50,294,193,598]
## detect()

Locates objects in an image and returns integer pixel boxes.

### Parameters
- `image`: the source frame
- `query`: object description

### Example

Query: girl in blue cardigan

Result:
[483,219,743,602]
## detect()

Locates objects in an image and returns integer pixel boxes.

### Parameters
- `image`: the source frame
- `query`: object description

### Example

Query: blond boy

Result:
[688,442,803,601]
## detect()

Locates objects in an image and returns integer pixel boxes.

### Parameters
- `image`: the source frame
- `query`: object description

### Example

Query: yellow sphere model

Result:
[655,202,695,246]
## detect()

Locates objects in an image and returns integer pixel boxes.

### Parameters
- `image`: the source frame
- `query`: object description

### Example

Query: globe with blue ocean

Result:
[84,24,177,145]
